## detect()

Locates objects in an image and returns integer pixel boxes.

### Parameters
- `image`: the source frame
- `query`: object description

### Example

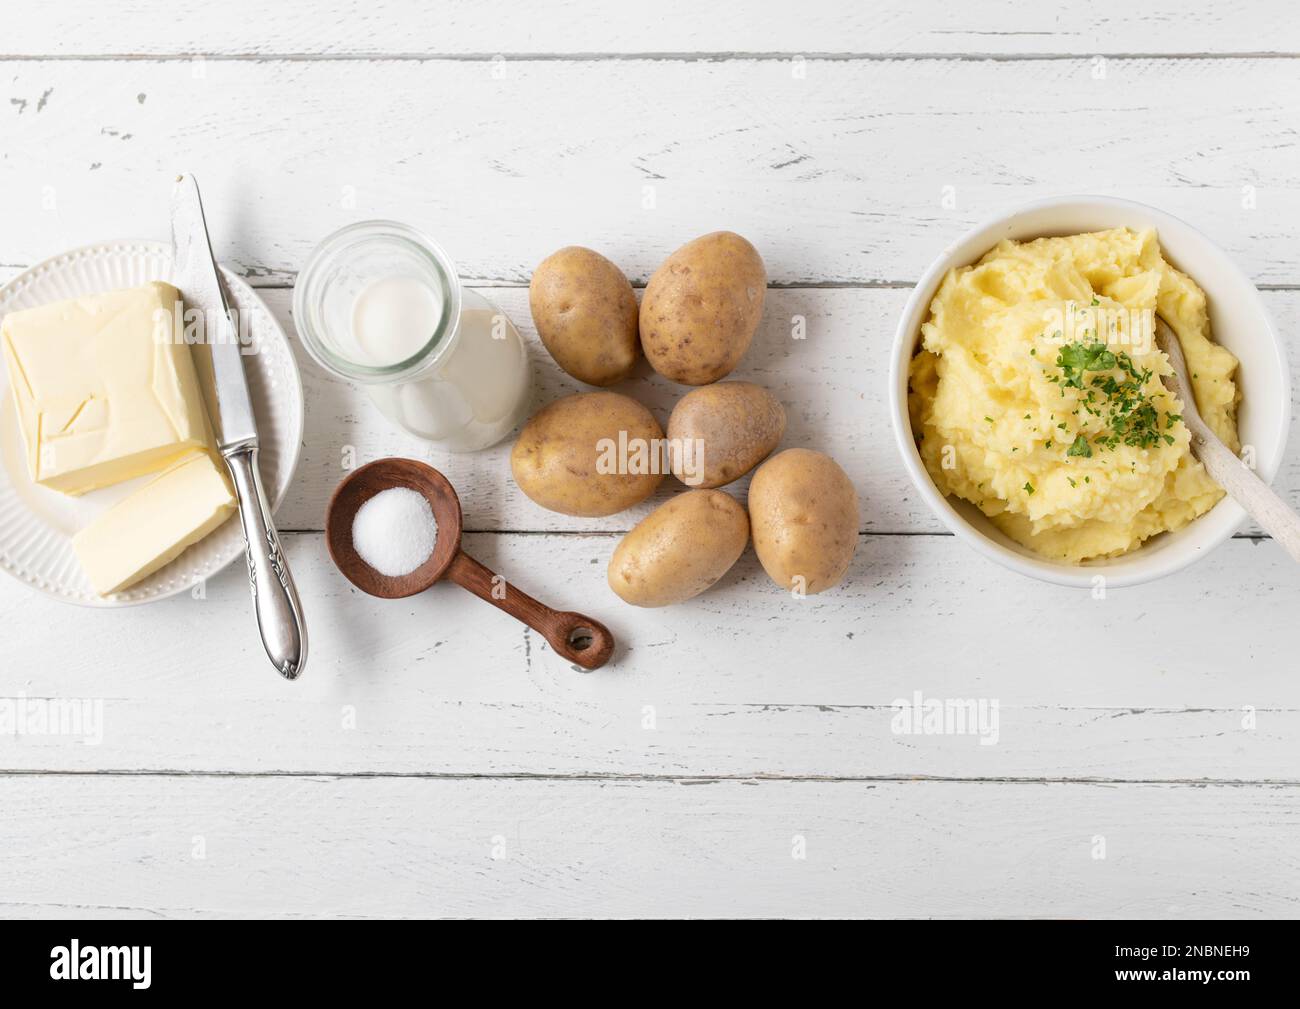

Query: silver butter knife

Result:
[170,173,308,680]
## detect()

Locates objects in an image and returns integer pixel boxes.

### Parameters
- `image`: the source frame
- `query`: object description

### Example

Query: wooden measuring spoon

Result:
[1156,318,1300,562]
[325,458,615,669]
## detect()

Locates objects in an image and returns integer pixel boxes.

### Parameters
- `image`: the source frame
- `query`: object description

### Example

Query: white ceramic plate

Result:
[0,241,304,606]
[890,196,1291,587]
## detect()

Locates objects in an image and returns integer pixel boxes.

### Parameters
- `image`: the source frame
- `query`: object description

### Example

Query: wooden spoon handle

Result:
[1187,415,1300,564]
[446,551,615,670]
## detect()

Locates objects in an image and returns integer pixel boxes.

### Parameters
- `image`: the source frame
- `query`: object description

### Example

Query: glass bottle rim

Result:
[293,220,463,385]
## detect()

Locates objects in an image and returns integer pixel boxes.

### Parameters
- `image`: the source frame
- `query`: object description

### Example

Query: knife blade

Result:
[170,174,258,450]
[170,173,308,680]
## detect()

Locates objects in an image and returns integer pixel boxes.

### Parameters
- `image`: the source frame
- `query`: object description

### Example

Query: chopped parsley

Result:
[1056,341,1117,388]
[1050,340,1180,454]
[1023,482,1035,495]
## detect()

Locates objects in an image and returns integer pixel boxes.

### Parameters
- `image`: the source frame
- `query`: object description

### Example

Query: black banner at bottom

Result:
[0,921,1280,994]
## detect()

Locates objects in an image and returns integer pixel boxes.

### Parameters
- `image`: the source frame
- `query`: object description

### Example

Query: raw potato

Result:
[639,231,766,385]
[511,391,663,517]
[529,247,640,386]
[748,449,858,594]
[608,490,749,607]
[666,381,786,488]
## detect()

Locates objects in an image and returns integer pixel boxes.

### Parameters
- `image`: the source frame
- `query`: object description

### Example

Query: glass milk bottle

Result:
[294,221,532,452]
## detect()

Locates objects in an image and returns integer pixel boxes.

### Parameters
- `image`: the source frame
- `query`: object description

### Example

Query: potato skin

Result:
[529,247,640,386]
[608,490,749,607]
[748,449,858,594]
[639,231,766,385]
[666,381,785,488]
[511,392,663,517]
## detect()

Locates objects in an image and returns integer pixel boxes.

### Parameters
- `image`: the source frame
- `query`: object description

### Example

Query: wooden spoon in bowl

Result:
[1155,318,1300,562]
[326,458,615,670]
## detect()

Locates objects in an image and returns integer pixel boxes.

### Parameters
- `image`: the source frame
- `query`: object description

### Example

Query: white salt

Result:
[352,487,438,577]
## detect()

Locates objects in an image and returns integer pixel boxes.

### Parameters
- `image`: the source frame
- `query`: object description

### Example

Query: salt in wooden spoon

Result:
[1155,318,1300,562]
[326,458,615,669]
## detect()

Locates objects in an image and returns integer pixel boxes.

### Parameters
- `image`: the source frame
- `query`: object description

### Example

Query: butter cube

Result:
[72,451,236,595]
[2,282,213,495]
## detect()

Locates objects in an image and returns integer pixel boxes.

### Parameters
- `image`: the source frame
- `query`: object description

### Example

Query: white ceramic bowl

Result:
[889,196,1291,587]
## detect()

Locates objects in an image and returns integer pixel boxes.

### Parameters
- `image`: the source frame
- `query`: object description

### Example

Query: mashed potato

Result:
[908,228,1239,563]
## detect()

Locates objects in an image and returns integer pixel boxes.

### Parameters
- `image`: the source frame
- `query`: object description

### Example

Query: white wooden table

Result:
[3,1,1300,919]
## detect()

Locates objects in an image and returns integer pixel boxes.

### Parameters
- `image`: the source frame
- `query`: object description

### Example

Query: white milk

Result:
[296,221,533,452]
[351,276,444,367]
[364,290,532,452]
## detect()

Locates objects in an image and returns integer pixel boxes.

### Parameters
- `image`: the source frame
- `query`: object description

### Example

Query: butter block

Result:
[72,451,236,595]
[2,282,213,496]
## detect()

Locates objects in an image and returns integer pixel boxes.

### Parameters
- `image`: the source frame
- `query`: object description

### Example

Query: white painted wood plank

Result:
[5,1,1298,57]
[281,286,925,533]
[2,58,1298,284]
[270,287,1300,536]
[1,775,1295,918]
[0,281,1294,537]
[3,533,1298,778]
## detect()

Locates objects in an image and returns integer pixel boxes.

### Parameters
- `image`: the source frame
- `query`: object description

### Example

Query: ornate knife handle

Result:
[223,444,308,680]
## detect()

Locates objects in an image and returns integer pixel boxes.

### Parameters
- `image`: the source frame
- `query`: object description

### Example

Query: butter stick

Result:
[2,281,213,496]
[72,452,236,596]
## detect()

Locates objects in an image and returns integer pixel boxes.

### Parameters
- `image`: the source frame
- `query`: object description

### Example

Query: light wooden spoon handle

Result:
[1156,317,1300,563]
[1184,413,1300,563]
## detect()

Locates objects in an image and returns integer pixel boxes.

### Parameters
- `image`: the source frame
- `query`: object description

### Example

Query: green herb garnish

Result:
[1050,341,1179,453]
[1056,341,1117,388]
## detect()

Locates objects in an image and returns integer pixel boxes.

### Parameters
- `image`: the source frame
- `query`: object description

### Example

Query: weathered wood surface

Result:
[3,57,1299,286]
[6,1,1300,57]
[4,2,1299,918]
[2,776,1296,918]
